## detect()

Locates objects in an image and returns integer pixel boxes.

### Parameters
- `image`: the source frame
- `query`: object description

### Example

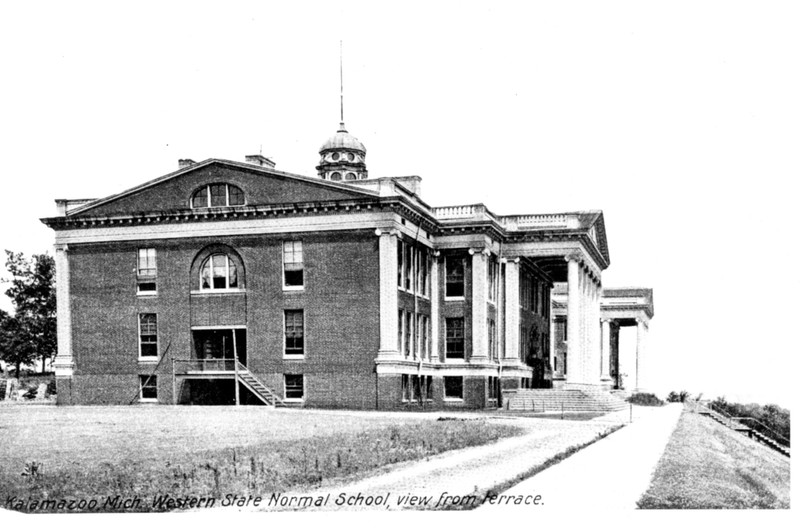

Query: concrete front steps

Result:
[506,388,628,413]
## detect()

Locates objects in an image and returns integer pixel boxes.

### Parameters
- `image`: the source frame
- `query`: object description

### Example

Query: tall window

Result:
[405,311,413,356]
[418,314,427,360]
[487,258,498,303]
[139,375,157,401]
[191,183,245,208]
[139,313,158,358]
[284,374,304,400]
[445,257,465,298]
[404,244,413,291]
[398,310,404,353]
[446,318,465,359]
[137,248,157,293]
[488,319,496,360]
[283,241,304,288]
[284,310,304,355]
[200,254,239,290]
[397,240,404,288]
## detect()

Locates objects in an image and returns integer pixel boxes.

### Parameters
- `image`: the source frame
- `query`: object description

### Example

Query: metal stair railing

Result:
[235,361,285,407]
[733,417,790,449]
[698,401,790,455]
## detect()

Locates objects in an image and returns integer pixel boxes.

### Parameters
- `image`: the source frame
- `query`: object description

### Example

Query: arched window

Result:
[191,184,245,208]
[330,172,342,181]
[200,254,239,290]
[345,172,356,180]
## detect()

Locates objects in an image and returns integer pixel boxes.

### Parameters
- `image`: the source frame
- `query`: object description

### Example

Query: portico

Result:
[599,288,655,392]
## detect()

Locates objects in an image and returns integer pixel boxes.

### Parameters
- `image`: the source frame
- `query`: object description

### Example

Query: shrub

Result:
[627,392,664,407]
[666,390,691,403]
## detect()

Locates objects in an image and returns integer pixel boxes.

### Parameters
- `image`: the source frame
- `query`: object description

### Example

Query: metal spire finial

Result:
[339,40,345,130]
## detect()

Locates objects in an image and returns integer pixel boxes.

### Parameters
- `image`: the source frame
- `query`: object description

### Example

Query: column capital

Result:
[601,317,613,324]
[54,243,69,252]
[468,246,491,256]
[374,227,401,238]
[564,252,583,264]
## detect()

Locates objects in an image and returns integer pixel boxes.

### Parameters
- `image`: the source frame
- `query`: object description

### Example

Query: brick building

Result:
[42,121,653,409]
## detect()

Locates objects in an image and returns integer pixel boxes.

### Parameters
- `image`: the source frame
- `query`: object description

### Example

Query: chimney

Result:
[178,159,196,169]
[245,154,276,169]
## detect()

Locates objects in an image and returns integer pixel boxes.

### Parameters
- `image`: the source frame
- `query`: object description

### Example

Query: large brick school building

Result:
[42,122,653,409]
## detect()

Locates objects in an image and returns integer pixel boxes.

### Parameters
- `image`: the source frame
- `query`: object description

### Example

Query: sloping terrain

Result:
[638,409,790,509]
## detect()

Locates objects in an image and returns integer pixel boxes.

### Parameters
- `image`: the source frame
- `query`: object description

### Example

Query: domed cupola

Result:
[316,122,368,181]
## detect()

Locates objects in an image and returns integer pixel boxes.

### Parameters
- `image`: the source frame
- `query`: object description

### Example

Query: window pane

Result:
[209,184,227,206]
[201,259,212,289]
[212,255,227,288]
[228,185,244,205]
[191,187,208,208]
[228,259,238,288]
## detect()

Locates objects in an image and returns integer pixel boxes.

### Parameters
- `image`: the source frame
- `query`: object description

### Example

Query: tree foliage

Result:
[667,390,691,403]
[712,396,790,444]
[1,251,56,374]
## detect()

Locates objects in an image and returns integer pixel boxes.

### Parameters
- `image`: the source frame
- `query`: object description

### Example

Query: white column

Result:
[504,258,520,362]
[601,318,612,384]
[430,252,440,363]
[565,255,582,384]
[635,318,648,392]
[53,243,74,377]
[470,248,488,360]
[376,229,400,358]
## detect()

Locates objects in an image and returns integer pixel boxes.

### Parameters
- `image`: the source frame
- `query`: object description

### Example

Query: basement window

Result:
[139,375,157,401]
[444,376,463,400]
[284,374,304,400]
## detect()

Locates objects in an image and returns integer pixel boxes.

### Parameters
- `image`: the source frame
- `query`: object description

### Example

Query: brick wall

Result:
[65,229,380,407]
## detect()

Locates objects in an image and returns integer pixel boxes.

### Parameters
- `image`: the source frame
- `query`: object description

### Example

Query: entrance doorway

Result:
[192,328,247,366]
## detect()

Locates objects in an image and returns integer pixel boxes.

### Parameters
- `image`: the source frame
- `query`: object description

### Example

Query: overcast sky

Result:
[1,1,798,408]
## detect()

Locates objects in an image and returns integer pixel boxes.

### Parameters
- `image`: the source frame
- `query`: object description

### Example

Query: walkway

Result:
[481,403,683,510]
[256,406,684,511]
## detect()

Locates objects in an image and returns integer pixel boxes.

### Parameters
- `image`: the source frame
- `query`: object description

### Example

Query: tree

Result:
[0,309,38,376]
[2,251,56,373]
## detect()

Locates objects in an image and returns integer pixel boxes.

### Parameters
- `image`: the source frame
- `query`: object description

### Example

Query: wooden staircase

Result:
[507,388,628,413]
[236,361,286,407]
[697,403,789,457]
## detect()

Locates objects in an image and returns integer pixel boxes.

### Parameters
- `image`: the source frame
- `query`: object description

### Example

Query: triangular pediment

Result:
[68,159,378,217]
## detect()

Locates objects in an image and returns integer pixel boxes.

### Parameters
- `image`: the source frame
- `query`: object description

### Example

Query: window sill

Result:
[283,397,304,403]
[191,289,246,295]
[445,357,466,363]
[137,291,158,297]
[444,397,464,402]
[138,357,159,363]
[282,286,305,292]
[444,296,465,302]
[139,398,158,403]
[283,354,305,360]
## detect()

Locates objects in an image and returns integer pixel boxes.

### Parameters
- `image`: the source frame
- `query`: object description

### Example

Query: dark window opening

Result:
[444,376,463,399]
[445,257,465,297]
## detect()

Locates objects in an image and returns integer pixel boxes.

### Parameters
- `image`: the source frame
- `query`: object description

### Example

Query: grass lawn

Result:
[638,409,790,509]
[0,406,521,513]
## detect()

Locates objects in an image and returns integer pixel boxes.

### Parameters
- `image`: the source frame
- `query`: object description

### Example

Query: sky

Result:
[1,1,798,409]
